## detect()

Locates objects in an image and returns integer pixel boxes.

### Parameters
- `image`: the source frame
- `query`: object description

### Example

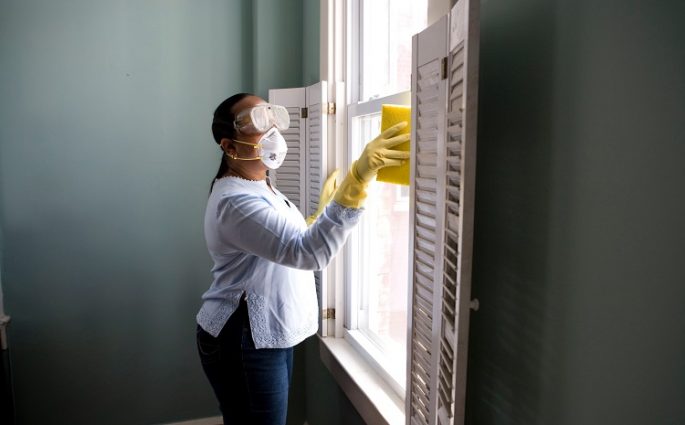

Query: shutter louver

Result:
[307,102,323,217]
[268,88,307,214]
[436,36,465,425]
[275,106,305,211]
[412,57,443,425]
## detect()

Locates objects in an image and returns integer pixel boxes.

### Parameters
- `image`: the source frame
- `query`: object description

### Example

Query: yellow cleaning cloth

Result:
[377,104,411,185]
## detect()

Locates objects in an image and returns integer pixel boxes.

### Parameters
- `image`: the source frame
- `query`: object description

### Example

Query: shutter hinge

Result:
[322,308,336,320]
[325,102,336,115]
[0,314,10,350]
[301,107,308,118]
[441,56,448,80]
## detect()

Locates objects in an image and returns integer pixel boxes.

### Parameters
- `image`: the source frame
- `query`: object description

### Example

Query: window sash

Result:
[344,90,412,394]
[344,90,411,332]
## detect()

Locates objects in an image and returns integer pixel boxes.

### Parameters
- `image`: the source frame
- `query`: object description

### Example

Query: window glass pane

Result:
[363,182,409,354]
[351,113,409,376]
[361,0,428,101]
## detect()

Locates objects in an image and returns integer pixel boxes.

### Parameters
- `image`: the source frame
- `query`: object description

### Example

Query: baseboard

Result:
[162,416,222,425]
[163,415,307,425]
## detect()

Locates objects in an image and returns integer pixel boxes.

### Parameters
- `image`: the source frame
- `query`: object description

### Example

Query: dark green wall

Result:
[0,0,306,424]
[467,0,685,424]
[302,1,685,424]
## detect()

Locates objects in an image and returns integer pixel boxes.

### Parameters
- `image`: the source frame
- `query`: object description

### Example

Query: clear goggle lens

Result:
[234,104,290,134]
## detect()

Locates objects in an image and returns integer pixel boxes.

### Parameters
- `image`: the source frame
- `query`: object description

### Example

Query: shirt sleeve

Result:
[216,194,363,270]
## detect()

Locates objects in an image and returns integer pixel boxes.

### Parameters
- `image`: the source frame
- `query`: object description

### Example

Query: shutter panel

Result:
[269,82,332,337]
[444,1,479,423]
[407,15,449,425]
[305,81,331,336]
[268,88,307,213]
[407,1,480,424]
[305,82,327,218]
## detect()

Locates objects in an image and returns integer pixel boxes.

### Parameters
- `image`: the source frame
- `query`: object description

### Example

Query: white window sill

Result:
[343,329,406,399]
[318,335,405,425]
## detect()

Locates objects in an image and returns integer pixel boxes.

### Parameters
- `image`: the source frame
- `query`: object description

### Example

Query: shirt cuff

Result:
[325,201,364,225]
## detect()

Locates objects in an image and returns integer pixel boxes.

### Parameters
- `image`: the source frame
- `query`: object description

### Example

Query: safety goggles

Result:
[233,103,290,134]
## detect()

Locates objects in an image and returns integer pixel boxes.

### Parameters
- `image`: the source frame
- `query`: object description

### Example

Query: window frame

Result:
[316,1,464,424]
[343,0,428,399]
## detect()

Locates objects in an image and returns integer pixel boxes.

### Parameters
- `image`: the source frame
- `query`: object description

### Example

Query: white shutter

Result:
[406,1,480,424]
[305,81,331,336]
[445,1,479,422]
[269,82,331,336]
[305,82,328,219]
[407,14,449,425]
[268,88,307,212]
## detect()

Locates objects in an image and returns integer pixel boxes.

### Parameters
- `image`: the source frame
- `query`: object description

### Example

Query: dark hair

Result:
[210,92,254,192]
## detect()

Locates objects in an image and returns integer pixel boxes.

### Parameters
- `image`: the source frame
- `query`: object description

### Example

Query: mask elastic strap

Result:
[227,139,262,161]
[233,139,261,148]
[226,153,262,161]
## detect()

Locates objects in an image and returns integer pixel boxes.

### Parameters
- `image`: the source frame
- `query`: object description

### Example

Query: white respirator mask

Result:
[230,127,288,170]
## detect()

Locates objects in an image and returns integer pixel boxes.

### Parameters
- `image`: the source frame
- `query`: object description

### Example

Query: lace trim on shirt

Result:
[247,294,318,349]
[196,293,243,337]
[328,201,364,223]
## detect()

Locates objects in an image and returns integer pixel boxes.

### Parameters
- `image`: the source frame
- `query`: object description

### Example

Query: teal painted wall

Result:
[467,0,685,424]
[252,0,304,98]
[302,0,321,86]
[304,339,366,425]
[0,0,307,424]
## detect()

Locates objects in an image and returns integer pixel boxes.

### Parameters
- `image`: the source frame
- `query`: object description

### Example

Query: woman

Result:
[196,93,409,424]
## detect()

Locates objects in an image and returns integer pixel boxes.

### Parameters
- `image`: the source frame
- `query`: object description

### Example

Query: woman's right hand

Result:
[351,121,410,183]
[333,121,410,209]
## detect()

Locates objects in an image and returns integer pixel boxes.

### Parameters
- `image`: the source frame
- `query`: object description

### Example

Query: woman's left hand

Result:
[305,169,340,226]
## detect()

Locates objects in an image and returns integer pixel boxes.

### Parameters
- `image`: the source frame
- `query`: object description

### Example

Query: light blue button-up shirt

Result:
[197,176,362,348]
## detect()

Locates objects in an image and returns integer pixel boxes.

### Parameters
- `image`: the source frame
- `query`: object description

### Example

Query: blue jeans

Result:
[197,299,293,425]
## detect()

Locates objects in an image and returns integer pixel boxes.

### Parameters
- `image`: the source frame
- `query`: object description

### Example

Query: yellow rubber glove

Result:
[333,121,410,209]
[305,169,340,226]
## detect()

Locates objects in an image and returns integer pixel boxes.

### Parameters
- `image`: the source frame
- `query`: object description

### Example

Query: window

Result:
[358,0,428,101]
[344,0,428,397]
[271,1,481,423]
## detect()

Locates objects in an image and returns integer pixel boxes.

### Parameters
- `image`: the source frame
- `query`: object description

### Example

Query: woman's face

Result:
[224,95,268,162]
